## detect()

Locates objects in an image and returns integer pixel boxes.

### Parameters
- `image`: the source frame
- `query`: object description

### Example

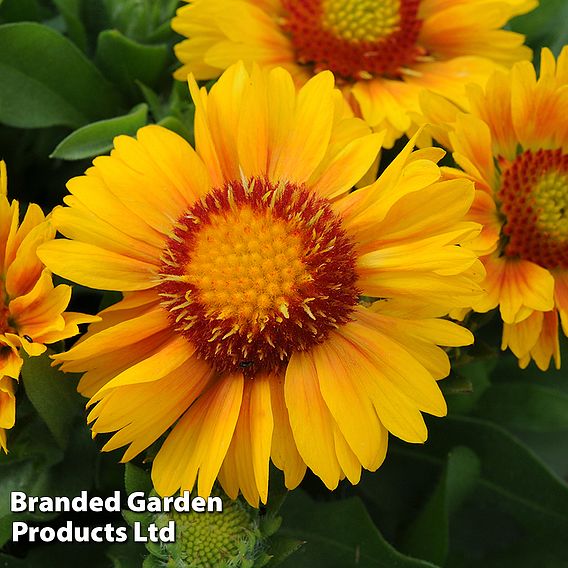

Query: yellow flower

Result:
[171,0,535,147]
[0,161,95,451]
[38,64,482,506]
[421,47,568,371]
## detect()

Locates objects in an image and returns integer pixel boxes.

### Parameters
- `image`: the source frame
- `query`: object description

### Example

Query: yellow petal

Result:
[311,335,388,471]
[248,374,274,504]
[38,240,156,291]
[92,335,195,395]
[310,132,384,200]
[269,375,306,489]
[152,373,244,497]
[0,160,6,197]
[285,351,342,489]
[270,71,336,184]
[93,356,214,462]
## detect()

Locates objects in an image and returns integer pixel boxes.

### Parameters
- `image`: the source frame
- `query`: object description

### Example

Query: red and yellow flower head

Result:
[171,0,536,147]
[39,64,483,506]
[421,47,568,370]
[0,161,95,451]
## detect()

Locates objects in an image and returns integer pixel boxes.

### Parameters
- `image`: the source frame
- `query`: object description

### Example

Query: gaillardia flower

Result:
[39,64,482,506]
[0,161,94,451]
[420,47,568,370]
[171,0,535,147]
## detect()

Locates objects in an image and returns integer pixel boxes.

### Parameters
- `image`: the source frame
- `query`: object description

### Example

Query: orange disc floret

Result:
[499,149,568,270]
[282,0,423,80]
[158,177,359,375]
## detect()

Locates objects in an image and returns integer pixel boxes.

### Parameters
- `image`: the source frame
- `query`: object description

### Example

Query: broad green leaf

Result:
[401,446,480,565]
[50,103,148,160]
[425,415,568,541]
[515,430,568,480]
[20,350,82,448]
[278,492,439,568]
[95,30,169,98]
[357,414,568,563]
[0,22,122,128]
[475,383,568,432]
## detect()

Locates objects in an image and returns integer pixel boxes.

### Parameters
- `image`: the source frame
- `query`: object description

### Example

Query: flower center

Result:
[322,0,401,42]
[160,495,258,567]
[499,148,568,269]
[281,0,423,80]
[158,178,359,376]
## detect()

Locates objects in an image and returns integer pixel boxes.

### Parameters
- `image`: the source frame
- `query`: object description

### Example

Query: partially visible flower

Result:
[0,160,96,451]
[144,490,277,568]
[172,0,535,147]
[39,64,483,507]
[421,47,568,370]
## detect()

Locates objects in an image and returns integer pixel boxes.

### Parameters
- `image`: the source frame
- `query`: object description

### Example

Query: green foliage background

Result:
[0,0,567,566]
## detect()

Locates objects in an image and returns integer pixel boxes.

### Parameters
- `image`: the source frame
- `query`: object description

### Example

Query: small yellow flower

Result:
[421,47,568,370]
[39,64,482,506]
[171,0,536,147]
[0,161,96,451]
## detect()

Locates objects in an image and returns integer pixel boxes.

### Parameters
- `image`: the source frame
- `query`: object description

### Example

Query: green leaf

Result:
[0,22,122,128]
[137,81,164,121]
[103,0,179,42]
[157,115,194,144]
[52,0,88,52]
[50,103,148,160]
[278,492,439,568]
[267,536,305,567]
[95,29,170,98]
[510,0,568,57]
[425,415,568,542]
[20,350,82,448]
[124,463,153,496]
[475,383,568,432]
[401,446,480,565]
[142,555,163,568]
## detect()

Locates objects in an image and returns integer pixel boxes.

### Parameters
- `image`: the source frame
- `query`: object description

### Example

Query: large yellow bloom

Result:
[421,47,568,370]
[0,161,94,451]
[39,64,483,506]
[172,0,535,147]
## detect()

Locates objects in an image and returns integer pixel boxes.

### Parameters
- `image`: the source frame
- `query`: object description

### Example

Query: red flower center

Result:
[499,148,568,269]
[158,178,359,376]
[281,0,423,80]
